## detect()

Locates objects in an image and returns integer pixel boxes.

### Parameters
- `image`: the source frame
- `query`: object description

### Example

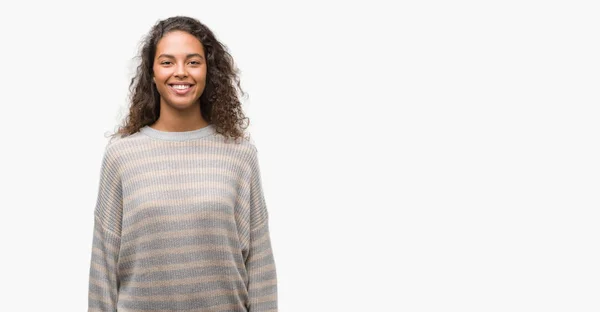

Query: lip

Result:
[168,84,195,95]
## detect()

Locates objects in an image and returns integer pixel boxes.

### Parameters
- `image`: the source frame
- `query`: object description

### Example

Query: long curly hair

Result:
[113,16,249,142]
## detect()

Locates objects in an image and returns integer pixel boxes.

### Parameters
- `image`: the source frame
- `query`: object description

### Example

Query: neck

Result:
[152,102,209,132]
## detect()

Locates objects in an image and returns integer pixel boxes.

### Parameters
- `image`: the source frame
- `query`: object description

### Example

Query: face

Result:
[153,30,207,111]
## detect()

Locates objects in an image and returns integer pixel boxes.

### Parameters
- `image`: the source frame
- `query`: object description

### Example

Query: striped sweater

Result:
[87,124,278,312]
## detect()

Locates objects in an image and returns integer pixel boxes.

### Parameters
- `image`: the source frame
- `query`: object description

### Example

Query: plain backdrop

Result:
[0,0,598,311]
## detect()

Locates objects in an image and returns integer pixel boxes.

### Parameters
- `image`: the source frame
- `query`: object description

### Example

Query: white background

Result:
[0,0,598,311]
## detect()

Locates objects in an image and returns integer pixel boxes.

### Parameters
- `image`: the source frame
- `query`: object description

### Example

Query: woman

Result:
[88,16,278,312]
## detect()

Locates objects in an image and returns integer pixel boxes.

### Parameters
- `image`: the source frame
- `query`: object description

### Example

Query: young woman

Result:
[88,16,278,312]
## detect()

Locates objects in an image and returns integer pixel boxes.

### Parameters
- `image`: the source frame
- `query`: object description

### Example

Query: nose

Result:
[174,63,187,78]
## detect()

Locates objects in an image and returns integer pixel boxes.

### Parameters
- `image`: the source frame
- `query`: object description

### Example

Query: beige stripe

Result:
[118,244,236,263]
[117,302,244,312]
[89,276,111,289]
[89,278,117,298]
[250,218,269,234]
[119,288,242,302]
[122,211,235,237]
[91,254,116,273]
[249,278,277,290]
[122,194,250,226]
[125,181,238,206]
[122,154,249,176]
[248,264,276,278]
[120,257,243,276]
[250,228,270,245]
[125,167,243,187]
[88,292,114,304]
[120,227,239,251]
[247,247,273,265]
[118,139,215,155]
[124,273,245,288]
[90,262,115,283]
[118,137,253,156]
[122,195,245,225]
[251,293,277,304]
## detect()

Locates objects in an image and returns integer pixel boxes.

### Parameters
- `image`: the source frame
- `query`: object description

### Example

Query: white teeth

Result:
[172,85,190,90]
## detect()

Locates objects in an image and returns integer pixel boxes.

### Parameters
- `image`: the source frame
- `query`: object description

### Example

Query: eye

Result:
[189,61,201,65]
[160,61,172,65]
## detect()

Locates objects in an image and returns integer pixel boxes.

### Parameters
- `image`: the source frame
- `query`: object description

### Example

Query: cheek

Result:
[191,68,207,81]
[153,68,169,83]
[152,70,169,95]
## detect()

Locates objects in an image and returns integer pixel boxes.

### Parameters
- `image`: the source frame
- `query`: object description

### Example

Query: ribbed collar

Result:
[140,124,216,141]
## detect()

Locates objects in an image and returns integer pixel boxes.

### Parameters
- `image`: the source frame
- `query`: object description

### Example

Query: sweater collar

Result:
[140,124,216,141]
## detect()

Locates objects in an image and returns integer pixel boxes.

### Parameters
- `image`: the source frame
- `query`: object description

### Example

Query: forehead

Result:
[155,30,205,57]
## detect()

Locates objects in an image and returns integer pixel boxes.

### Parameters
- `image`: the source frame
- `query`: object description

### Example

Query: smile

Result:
[168,84,194,95]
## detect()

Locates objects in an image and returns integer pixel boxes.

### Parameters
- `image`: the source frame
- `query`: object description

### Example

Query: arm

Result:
[245,147,278,312]
[88,143,123,312]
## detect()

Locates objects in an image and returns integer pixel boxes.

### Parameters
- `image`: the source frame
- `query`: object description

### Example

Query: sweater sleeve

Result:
[88,143,123,312]
[245,147,278,312]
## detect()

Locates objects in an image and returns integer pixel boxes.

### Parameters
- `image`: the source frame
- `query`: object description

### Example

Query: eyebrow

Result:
[157,53,204,60]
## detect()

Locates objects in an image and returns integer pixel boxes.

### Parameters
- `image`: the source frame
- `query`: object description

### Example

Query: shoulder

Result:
[103,135,124,158]
[234,135,263,176]
[100,133,133,167]
[238,134,261,166]
[102,130,147,158]
[211,130,260,161]
[238,134,259,156]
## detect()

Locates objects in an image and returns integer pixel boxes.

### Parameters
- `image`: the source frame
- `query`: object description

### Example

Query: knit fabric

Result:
[87,124,277,312]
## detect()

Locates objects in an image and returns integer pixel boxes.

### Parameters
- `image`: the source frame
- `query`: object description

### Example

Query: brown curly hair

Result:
[113,16,249,142]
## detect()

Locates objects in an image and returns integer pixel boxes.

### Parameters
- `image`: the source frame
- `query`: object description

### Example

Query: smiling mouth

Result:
[169,84,193,89]
[168,84,195,95]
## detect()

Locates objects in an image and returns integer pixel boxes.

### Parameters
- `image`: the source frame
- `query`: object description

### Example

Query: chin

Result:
[166,100,199,110]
